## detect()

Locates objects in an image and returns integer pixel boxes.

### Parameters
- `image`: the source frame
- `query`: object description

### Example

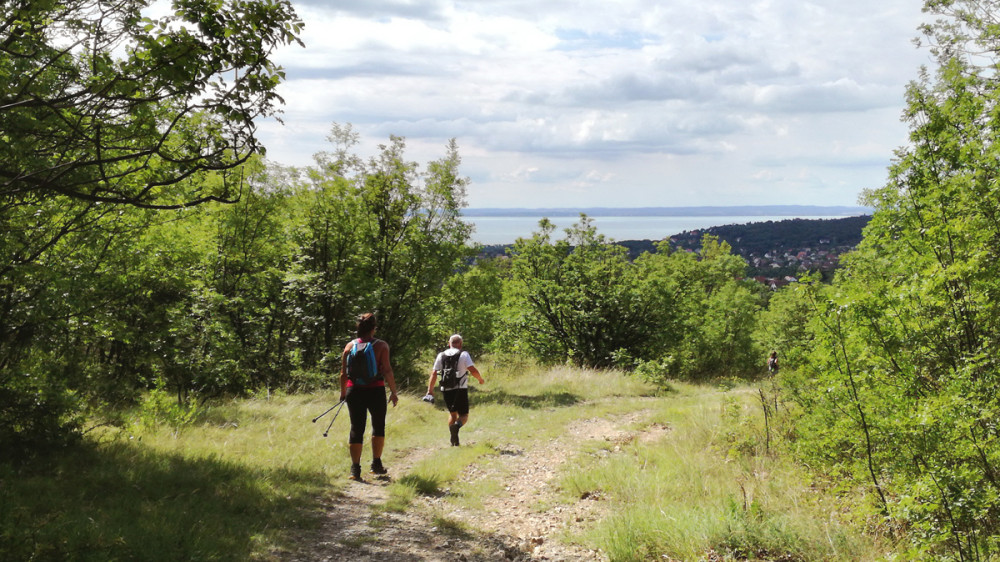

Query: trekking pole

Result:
[322,399,347,437]
[311,398,345,423]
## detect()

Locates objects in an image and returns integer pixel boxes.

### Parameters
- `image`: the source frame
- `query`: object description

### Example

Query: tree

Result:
[500,216,659,368]
[0,0,302,454]
[426,256,507,357]
[751,280,816,374]
[785,1,1000,556]
[284,162,368,370]
[202,166,294,392]
[291,125,474,382]
[634,235,761,379]
[1,0,303,209]
[1,0,303,361]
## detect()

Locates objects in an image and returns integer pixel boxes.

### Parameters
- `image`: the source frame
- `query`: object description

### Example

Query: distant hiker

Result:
[767,351,779,374]
[424,334,484,446]
[340,312,398,481]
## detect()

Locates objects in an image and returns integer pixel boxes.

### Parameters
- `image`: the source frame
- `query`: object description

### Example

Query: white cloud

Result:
[258,0,931,207]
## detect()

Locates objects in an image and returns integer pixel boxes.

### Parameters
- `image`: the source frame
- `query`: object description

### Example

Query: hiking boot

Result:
[349,463,363,481]
[370,459,387,475]
[449,423,460,446]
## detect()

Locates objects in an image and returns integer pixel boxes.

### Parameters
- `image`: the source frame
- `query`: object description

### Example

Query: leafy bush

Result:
[0,368,81,461]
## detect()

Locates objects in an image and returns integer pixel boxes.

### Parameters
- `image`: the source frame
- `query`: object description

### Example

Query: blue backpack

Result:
[347,339,380,385]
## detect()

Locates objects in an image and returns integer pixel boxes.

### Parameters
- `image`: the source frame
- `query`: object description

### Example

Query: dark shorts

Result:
[346,386,387,444]
[442,388,469,415]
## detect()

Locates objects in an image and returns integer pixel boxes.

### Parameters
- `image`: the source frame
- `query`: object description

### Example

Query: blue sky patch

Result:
[554,29,648,51]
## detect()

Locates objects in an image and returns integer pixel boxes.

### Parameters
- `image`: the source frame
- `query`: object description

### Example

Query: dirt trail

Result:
[284,412,659,561]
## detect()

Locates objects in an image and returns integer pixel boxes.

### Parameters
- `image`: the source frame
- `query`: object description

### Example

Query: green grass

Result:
[0,441,318,560]
[0,357,899,561]
[430,513,471,538]
[0,393,349,561]
[558,385,896,561]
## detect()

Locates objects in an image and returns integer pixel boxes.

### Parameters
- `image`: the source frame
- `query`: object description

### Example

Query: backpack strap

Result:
[366,338,379,377]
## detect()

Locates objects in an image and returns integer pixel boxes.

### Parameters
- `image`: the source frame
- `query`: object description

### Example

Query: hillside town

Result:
[730,239,852,288]
[669,233,857,288]
[667,215,870,287]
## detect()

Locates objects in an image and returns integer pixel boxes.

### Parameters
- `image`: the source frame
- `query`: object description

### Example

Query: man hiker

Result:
[340,312,398,481]
[424,334,484,446]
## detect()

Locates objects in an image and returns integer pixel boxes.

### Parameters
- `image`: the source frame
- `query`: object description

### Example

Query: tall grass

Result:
[1,358,898,560]
[0,392,353,561]
[559,385,895,561]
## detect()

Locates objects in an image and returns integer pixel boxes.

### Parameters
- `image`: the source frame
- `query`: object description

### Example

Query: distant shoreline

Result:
[462,205,871,217]
[463,213,872,246]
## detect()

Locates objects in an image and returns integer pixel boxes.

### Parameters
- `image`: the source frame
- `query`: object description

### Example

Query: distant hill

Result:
[463,205,872,217]
[478,215,872,282]
[669,215,871,256]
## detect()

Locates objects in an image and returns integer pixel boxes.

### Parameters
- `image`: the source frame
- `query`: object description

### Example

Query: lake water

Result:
[463,215,840,245]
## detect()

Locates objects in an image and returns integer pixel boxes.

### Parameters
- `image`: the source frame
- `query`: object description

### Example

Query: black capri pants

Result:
[346,386,387,444]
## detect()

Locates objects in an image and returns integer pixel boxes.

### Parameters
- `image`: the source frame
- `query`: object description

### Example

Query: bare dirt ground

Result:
[283,411,663,561]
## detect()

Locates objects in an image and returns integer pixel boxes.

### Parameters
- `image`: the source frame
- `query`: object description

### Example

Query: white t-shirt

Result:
[433,348,475,390]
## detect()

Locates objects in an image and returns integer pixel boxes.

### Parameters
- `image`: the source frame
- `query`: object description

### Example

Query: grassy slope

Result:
[0,358,896,561]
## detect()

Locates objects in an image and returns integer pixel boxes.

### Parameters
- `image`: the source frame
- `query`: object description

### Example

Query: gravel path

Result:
[283,411,662,561]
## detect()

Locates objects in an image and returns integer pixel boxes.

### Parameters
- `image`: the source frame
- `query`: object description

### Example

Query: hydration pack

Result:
[347,339,380,385]
[439,350,462,390]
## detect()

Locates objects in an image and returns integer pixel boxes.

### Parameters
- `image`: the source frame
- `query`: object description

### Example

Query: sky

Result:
[254,0,933,209]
